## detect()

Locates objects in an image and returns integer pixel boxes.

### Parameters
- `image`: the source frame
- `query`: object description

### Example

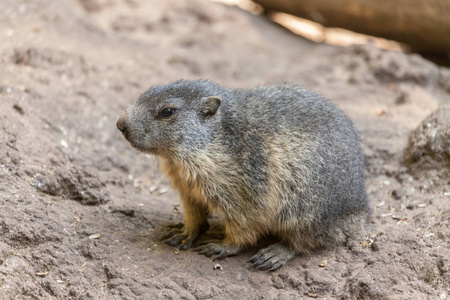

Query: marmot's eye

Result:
[159,107,175,118]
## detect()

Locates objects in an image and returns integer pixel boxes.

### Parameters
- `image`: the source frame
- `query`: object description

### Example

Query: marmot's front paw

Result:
[193,242,240,260]
[161,223,208,250]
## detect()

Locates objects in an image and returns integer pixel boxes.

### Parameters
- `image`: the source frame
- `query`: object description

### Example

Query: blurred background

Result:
[224,0,450,64]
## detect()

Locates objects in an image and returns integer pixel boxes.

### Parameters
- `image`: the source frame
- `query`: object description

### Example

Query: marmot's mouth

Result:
[129,142,157,154]
[121,132,131,142]
[129,142,144,151]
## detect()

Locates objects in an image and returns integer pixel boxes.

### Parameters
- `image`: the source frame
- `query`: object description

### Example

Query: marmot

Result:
[116,79,369,271]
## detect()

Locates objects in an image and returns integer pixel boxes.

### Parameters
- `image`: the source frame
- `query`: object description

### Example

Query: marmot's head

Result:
[116,80,223,156]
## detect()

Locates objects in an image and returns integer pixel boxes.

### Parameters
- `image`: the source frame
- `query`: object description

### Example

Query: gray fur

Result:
[117,79,369,270]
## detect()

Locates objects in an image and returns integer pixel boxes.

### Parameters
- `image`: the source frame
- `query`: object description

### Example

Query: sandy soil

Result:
[0,0,449,299]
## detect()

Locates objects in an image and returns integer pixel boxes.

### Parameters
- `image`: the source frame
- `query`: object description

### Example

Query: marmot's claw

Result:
[162,223,202,250]
[249,243,295,272]
[177,235,196,250]
[167,223,184,229]
[161,223,185,240]
[161,229,183,240]
[163,232,188,246]
[193,242,240,260]
[269,262,283,272]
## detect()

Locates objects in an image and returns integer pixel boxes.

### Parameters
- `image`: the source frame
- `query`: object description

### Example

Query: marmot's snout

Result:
[116,114,128,134]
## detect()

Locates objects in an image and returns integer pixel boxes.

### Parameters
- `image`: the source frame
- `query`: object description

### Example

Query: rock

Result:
[403,107,450,180]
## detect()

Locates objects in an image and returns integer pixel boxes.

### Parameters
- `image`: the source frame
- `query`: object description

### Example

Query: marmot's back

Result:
[217,84,368,248]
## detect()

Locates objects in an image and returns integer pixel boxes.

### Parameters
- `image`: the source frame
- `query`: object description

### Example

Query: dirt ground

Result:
[0,0,449,299]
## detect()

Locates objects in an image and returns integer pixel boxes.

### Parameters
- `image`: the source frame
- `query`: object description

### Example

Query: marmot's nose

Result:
[116,116,128,133]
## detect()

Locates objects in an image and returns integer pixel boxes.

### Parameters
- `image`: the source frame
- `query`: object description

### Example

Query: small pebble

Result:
[377,201,385,207]
[319,260,327,267]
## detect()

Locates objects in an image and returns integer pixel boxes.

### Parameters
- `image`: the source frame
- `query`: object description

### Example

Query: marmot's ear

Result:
[202,96,221,117]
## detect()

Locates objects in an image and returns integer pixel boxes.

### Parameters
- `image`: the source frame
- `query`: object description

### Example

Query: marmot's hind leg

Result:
[249,243,296,271]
